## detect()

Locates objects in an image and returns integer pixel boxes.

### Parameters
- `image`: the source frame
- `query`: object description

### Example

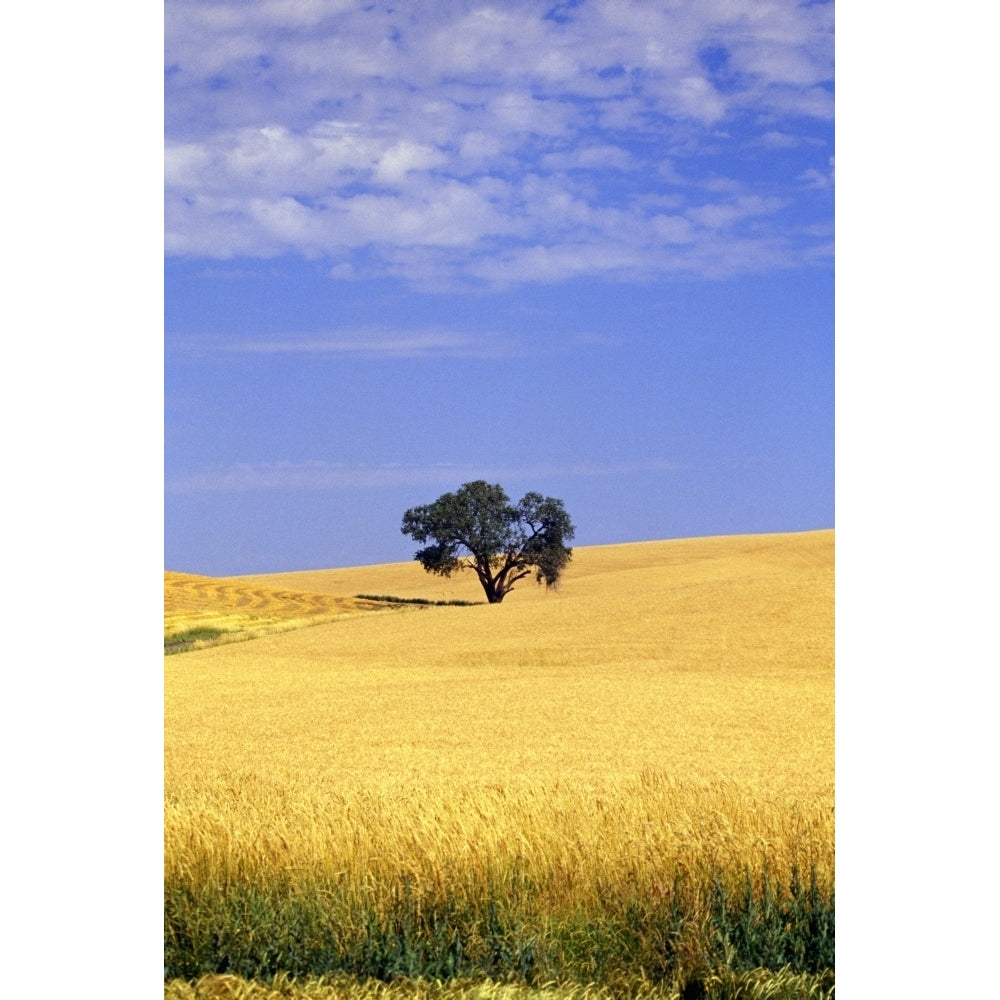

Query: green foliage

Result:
[164,866,833,991]
[401,482,576,603]
[706,867,834,975]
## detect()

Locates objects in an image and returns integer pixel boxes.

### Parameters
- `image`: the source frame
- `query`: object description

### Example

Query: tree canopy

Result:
[400,481,576,604]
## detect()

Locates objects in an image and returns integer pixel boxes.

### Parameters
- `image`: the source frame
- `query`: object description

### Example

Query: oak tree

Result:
[401,481,575,604]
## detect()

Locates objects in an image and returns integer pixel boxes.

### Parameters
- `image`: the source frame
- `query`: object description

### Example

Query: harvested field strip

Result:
[164,572,408,653]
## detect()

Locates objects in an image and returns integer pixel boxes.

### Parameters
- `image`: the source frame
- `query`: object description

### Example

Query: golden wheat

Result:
[165,530,834,990]
[163,971,676,999]
[165,969,832,999]
[165,774,832,909]
[167,532,832,795]
[165,572,404,650]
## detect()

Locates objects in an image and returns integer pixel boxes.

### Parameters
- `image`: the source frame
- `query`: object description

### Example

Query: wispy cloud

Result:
[798,156,835,191]
[168,326,521,358]
[165,458,683,494]
[165,0,834,286]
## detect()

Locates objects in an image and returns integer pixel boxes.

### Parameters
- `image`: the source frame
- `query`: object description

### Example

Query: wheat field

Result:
[165,530,834,998]
[164,573,406,652]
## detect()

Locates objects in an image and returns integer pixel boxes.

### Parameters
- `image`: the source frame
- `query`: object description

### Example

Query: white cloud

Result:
[168,326,518,359]
[650,214,695,244]
[373,140,448,186]
[165,457,684,494]
[686,194,788,230]
[331,180,522,248]
[759,129,798,149]
[674,76,728,123]
[165,0,834,283]
[164,142,213,186]
[468,242,647,285]
[799,156,835,190]
[540,144,635,172]
[459,130,504,162]
[487,91,574,135]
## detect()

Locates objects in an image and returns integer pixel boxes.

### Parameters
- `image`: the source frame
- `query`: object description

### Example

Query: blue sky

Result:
[165,0,834,575]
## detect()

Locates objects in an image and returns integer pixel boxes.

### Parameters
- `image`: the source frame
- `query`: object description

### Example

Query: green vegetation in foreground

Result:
[165,967,835,999]
[164,867,833,996]
[355,594,483,607]
[165,627,229,654]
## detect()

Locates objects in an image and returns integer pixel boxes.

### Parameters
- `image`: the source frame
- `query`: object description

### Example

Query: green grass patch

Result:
[165,603,408,655]
[165,628,229,654]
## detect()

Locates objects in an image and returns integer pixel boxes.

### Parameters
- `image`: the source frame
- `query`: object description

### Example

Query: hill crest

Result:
[165,530,832,654]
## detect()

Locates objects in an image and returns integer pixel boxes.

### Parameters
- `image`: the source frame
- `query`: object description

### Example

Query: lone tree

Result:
[401,480,576,604]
